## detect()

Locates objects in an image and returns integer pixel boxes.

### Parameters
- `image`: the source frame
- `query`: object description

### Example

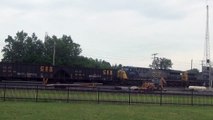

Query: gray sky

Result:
[0,0,212,70]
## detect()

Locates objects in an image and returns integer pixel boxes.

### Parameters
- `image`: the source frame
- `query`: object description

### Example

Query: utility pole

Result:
[152,53,158,60]
[151,53,160,83]
[152,53,158,69]
[45,32,48,42]
[191,59,193,70]
[53,40,56,66]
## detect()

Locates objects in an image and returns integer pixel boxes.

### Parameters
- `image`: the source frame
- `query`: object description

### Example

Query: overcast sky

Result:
[0,0,212,70]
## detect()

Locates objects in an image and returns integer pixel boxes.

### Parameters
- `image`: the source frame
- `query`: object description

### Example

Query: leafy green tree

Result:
[150,57,172,70]
[159,58,173,70]
[112,64,123,69]
[23,33,45,63]
[2,31,44,63]
[68,56,112,69]
[1,31,111,69]
[1,35,15,62]
[43,35,82,65]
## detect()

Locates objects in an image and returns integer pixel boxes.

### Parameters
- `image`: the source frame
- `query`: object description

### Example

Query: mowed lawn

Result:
[0,102,213,120]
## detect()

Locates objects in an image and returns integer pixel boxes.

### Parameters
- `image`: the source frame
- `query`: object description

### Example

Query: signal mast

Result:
[203,0,212,87]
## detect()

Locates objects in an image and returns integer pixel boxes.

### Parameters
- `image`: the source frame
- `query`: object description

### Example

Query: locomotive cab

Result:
[117,69,128,80]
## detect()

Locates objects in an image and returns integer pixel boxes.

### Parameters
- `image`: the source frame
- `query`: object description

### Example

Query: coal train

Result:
[0,62,208,87]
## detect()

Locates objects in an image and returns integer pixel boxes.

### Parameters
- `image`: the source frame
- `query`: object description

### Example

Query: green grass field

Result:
[0,101,213,120]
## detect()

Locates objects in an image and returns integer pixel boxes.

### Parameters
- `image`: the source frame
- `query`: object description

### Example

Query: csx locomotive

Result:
[0,62,208,87]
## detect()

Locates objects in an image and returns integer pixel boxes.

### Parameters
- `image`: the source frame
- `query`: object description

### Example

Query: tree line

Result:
[1,31,112,69]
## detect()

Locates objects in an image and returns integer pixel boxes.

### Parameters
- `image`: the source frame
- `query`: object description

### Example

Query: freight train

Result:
[0,62,208,87]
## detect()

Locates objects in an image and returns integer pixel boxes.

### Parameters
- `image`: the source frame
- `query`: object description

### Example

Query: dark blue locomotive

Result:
[118,66,208,87]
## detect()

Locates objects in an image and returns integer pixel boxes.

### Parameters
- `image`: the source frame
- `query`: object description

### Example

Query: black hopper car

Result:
[0,62,117,85]
[0,63,208,87]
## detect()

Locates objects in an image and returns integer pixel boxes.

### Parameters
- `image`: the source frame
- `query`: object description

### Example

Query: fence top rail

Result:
[1,83,213,97]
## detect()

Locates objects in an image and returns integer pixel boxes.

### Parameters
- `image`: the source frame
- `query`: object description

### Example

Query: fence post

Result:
[35,85,38,102]
[160,89,163,106]
[97,87,99,104]
[67,87,70,103]
[3,83,6,101]
[191,89,194,106]
[128,87,131,105]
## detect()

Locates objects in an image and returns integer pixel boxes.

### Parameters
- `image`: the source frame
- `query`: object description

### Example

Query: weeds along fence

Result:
[1,83,213,106]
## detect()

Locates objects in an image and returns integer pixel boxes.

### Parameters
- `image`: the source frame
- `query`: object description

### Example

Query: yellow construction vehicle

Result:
[140,77,166,91]
[140,81,156,91]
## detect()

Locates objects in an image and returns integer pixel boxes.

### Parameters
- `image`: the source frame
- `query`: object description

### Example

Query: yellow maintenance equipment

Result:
[141,82,155,91]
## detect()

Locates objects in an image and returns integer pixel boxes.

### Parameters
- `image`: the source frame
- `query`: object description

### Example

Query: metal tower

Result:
[205,5,210,64]
[203,2,212,87]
